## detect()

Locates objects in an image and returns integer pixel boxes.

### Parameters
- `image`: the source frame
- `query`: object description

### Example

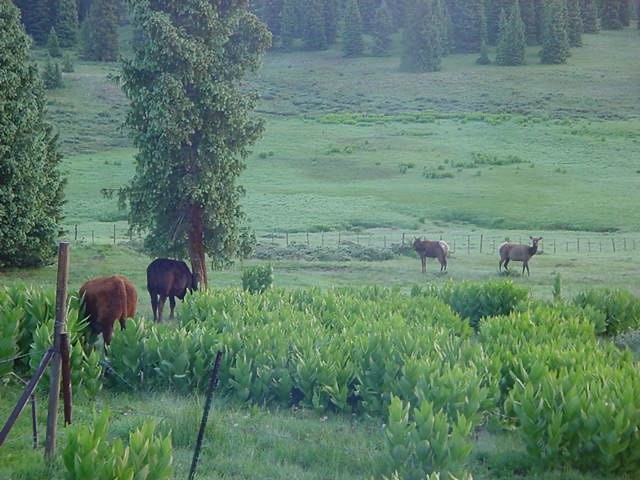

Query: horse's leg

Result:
[523,262,529,276]
[150,293,159,322]
[157,295,167,323]
[421,255,426,273]
[169,296,176,319]
[503,259,510,271]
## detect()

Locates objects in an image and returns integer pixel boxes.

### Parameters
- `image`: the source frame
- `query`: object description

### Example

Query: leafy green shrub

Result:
[573,288,640,335]
[414,280,529,330]
[63,410,173,480]
[383,395,474,480]
[242,264,274,294]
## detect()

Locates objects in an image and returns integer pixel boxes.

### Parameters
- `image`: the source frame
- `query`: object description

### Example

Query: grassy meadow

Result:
[1,25,640,480]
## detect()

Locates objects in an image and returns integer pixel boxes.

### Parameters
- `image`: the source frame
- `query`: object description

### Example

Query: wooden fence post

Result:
[45,242,69,461]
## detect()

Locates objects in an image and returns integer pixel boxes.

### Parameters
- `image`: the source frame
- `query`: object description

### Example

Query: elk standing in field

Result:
[413,238,448,273]
[499,236,542,276]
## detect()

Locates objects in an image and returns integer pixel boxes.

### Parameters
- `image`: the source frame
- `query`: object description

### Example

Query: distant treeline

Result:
[15,0,639,57]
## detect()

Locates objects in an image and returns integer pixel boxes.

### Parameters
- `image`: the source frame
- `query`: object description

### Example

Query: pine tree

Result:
[47,27,62,57]
[601,0,623,29]
[476,9,491,64]
[566,0,583,47]
[495,1,526,66]
[42,56,63,89]
[519,0,539,44]
[323,0,339,45]
[540,0,570,64]
[303,0,327,50]
[401,0,444,72]
[16,0,52,45]
[119,0,271,286]
[54,0,79,47]
[280,0,298,49]
[343,0,364,57]
[81,0,119,61]
[372,0,394,56]
[358,0,377,32]
[446,0,485,53]
[1,0,65,267]
[580,0,599,33]
[486,0,513,44]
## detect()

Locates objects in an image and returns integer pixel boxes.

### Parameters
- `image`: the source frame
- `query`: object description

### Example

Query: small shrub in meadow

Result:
[573,287,640,335]
[242,264,274,294]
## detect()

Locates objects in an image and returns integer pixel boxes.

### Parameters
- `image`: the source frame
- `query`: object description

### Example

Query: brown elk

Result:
[499,236,542,276]
[413,238,448,273]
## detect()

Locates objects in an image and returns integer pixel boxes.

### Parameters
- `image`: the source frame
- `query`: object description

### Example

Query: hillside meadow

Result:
[1,25,640,480]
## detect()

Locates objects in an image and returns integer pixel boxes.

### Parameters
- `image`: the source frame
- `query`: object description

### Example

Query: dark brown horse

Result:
[413,238,448,273]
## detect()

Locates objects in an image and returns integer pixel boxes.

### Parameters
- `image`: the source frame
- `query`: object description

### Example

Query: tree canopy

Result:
[118,0,271,287]
[0,0,65,268]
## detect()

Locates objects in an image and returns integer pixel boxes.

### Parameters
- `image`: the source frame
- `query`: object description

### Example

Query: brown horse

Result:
[499,236,542,276]
[413,238,447,273]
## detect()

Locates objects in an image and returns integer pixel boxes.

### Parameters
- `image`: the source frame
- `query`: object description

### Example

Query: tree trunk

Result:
[187,204,208,289]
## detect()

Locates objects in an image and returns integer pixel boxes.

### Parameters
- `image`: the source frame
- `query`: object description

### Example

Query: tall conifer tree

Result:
[601,0,623,29]
[54,0,79,47]
[119,0,271,286]
[401,0,444,72]
[81,0,119,61]
[280,0,298,49]
[581,0,599,33]
[343,0,364,57]
[1,0,65,267]
[372,0,394,56]
[566,0,583,47]
[303,0,327,50]
[540,0,570,64]
[446,0,485,53]
[495,1,526,66]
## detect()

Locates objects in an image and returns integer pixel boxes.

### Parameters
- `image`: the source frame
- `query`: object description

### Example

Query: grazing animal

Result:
[147,258,198,322]
[499,236,542,276]
[79,275,137,345]
[438,240,450,257]
[413,238,448,273]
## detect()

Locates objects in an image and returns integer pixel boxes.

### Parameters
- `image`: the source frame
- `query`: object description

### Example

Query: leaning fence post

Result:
[189,351,222,480]
[45,242,70,461]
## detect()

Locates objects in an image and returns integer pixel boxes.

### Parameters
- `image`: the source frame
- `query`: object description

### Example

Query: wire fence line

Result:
[62,223,639,256]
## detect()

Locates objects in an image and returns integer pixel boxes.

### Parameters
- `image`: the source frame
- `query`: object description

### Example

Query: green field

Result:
[2,25,640,480]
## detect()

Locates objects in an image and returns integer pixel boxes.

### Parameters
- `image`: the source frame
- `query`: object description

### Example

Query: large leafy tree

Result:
[0,0,65,267]
[119,0,271,287]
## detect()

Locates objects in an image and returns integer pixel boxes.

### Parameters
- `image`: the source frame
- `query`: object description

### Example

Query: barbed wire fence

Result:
[62,224,638,256]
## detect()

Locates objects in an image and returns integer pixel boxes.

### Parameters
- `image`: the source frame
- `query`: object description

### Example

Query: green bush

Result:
[62,410,173,480]
[573,288,640,335]
[242,263,274,294]
[414,280,529,330]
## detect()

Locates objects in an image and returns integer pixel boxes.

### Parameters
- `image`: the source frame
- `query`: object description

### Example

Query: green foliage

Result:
[540,0,570,64]
[342,0,364,57]
[80,0,118,61]
[42,57,63,89]
[573,288,640,335]
[0,1,65,268]
[118,0,272,278]
[414,279,530,330]
[242,263,274,294]
[47,27,62,57]
[495,2,526,66]
[62,410,173,480]
[581,0,599,33]
[401,0,445,72]
[371,0,393,56]
[383,396,474,480]
[54,0,79,47]
[566,0,583,47]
